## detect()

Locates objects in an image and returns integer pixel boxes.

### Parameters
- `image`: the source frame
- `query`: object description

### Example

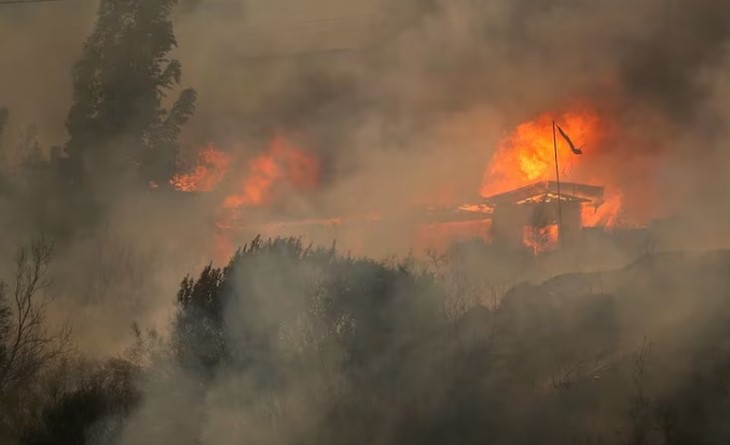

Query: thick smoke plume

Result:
[3,0,730,221]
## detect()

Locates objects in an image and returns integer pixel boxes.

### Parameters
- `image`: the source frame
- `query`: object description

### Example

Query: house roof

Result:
[483,181,605,207]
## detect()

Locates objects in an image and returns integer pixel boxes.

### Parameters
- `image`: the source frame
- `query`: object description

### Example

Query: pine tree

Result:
[65,0,196,186]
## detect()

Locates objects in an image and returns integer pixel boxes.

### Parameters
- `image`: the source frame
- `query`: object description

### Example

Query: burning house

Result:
[483,181,605,253]
[163,105,652,260]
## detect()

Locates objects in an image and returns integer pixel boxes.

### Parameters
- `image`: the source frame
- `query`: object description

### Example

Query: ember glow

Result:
[170,145,232,192]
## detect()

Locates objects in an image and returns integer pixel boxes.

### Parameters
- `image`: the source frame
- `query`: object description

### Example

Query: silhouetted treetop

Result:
[65,0,196,185]
[173,236,444,379]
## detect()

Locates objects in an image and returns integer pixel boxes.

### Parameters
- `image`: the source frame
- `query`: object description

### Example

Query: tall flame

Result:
[481,109,603,197]
[481,107,624,229]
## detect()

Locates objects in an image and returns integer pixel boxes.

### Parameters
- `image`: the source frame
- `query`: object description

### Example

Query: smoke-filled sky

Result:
[3,0,730,202]
[3,0,730,254]
[3,3,730,430]
[3,3,730,442]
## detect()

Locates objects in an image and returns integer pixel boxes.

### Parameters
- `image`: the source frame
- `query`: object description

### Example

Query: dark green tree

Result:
[65,0,196,186]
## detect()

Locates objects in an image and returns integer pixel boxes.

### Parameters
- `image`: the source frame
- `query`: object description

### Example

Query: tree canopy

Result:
[65,0,196,186]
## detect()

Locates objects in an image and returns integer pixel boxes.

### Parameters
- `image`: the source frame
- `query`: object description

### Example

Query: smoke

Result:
[0,2,96,148]
[3,3,730,445]
[4,0,730,214]
[159,0,730,238]
[2,0,730,426]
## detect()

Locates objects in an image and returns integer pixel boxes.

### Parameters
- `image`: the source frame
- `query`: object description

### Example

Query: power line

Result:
[0,0,65,4]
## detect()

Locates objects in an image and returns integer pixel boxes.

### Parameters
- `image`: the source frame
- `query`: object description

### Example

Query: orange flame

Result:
[522,224,559,255]
[222,136,320,210]
[481,107,625,231]
[582,188,623,227]
[481,109,603,197]
[170,145,232,192]
[211,136,320,261]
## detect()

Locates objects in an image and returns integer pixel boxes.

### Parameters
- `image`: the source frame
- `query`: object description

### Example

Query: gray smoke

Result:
[1,0,730,371]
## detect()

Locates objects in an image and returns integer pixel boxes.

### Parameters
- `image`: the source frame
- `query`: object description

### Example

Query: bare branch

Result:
[0,237,70,397]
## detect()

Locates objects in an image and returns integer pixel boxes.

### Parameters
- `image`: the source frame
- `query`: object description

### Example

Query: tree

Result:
[65,0,196,186]
[22,359,140,445]
[0,238,71,403]
[173,236,444,377]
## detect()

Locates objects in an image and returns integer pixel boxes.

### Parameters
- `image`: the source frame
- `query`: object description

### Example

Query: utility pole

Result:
[552,120,563,243]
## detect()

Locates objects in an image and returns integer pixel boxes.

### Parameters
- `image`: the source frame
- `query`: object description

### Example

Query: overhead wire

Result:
[0,0,66,4]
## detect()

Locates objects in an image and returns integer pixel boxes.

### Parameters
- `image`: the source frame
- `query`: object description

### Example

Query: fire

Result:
[222,136,319,210]
[476,105,639,252]
[481,107,627,232]
[167,136,321,262]
[171,145,231,192]
[522,224,559,254]
[170,104,643,260]
[213,137,320,260]
[481,109,603,197]
[582,188,624,227]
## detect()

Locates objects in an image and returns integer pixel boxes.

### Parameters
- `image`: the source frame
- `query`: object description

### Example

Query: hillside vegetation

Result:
[4,238,729,444]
